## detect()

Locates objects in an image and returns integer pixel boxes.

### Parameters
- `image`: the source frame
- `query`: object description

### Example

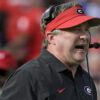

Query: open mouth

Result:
[75,44,86,50]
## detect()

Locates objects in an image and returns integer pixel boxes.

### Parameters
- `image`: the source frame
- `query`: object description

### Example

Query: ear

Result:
[46,32,56,45]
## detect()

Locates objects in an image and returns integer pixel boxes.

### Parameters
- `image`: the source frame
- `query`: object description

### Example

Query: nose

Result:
[80,31,90,42]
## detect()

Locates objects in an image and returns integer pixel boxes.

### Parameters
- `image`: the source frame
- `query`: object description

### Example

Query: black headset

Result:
[43,4,59,25]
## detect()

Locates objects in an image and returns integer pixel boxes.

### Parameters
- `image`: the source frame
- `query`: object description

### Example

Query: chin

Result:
[73,56,84,63]
[75,54,85,61]
[76,59,84,64]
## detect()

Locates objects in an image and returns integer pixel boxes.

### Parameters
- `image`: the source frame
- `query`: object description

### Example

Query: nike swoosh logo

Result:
[57,88,66,93]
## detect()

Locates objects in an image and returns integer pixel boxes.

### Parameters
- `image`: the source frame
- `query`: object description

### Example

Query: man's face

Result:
[53,23,90,66]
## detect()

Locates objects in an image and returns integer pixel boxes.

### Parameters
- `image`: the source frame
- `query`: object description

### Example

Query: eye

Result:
[72,29,82,33]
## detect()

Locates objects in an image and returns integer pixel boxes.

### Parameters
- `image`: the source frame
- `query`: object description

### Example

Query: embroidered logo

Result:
[57,88,66,93]
[76,9,84,14]
[84,86,92,95]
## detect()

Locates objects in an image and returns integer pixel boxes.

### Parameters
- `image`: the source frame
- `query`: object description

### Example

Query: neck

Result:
[47,47,78,78]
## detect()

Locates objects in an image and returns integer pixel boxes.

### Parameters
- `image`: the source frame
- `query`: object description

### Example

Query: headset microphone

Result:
[89,42,100,49]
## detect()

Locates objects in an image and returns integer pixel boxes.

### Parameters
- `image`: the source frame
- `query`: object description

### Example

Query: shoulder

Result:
[2,57,49,91]
[18,57,49,74]
[8,57,51,82]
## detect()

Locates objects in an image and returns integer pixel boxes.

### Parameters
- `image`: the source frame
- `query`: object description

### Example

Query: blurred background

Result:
[0,0,100,99]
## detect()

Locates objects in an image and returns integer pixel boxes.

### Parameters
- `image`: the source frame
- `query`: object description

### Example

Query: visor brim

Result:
[56,16,100,29]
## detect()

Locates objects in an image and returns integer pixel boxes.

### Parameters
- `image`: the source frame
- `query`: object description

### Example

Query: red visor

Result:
[45,6,100,34]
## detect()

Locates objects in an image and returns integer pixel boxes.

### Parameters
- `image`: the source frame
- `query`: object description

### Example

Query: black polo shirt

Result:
[0,48,97,100]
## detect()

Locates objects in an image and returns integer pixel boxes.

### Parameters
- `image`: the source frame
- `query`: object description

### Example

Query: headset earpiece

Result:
[44,5,55,20]
[43,5,58,24]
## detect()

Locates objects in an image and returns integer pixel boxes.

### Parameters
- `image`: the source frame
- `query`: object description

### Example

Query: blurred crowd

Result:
[0,0,100,99]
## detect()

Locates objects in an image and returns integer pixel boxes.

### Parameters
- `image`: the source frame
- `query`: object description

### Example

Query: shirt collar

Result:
[39,48,67,72]
[40,48,83,74]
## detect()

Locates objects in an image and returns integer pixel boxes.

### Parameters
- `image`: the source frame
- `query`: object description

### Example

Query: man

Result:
[1,1,100,100]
